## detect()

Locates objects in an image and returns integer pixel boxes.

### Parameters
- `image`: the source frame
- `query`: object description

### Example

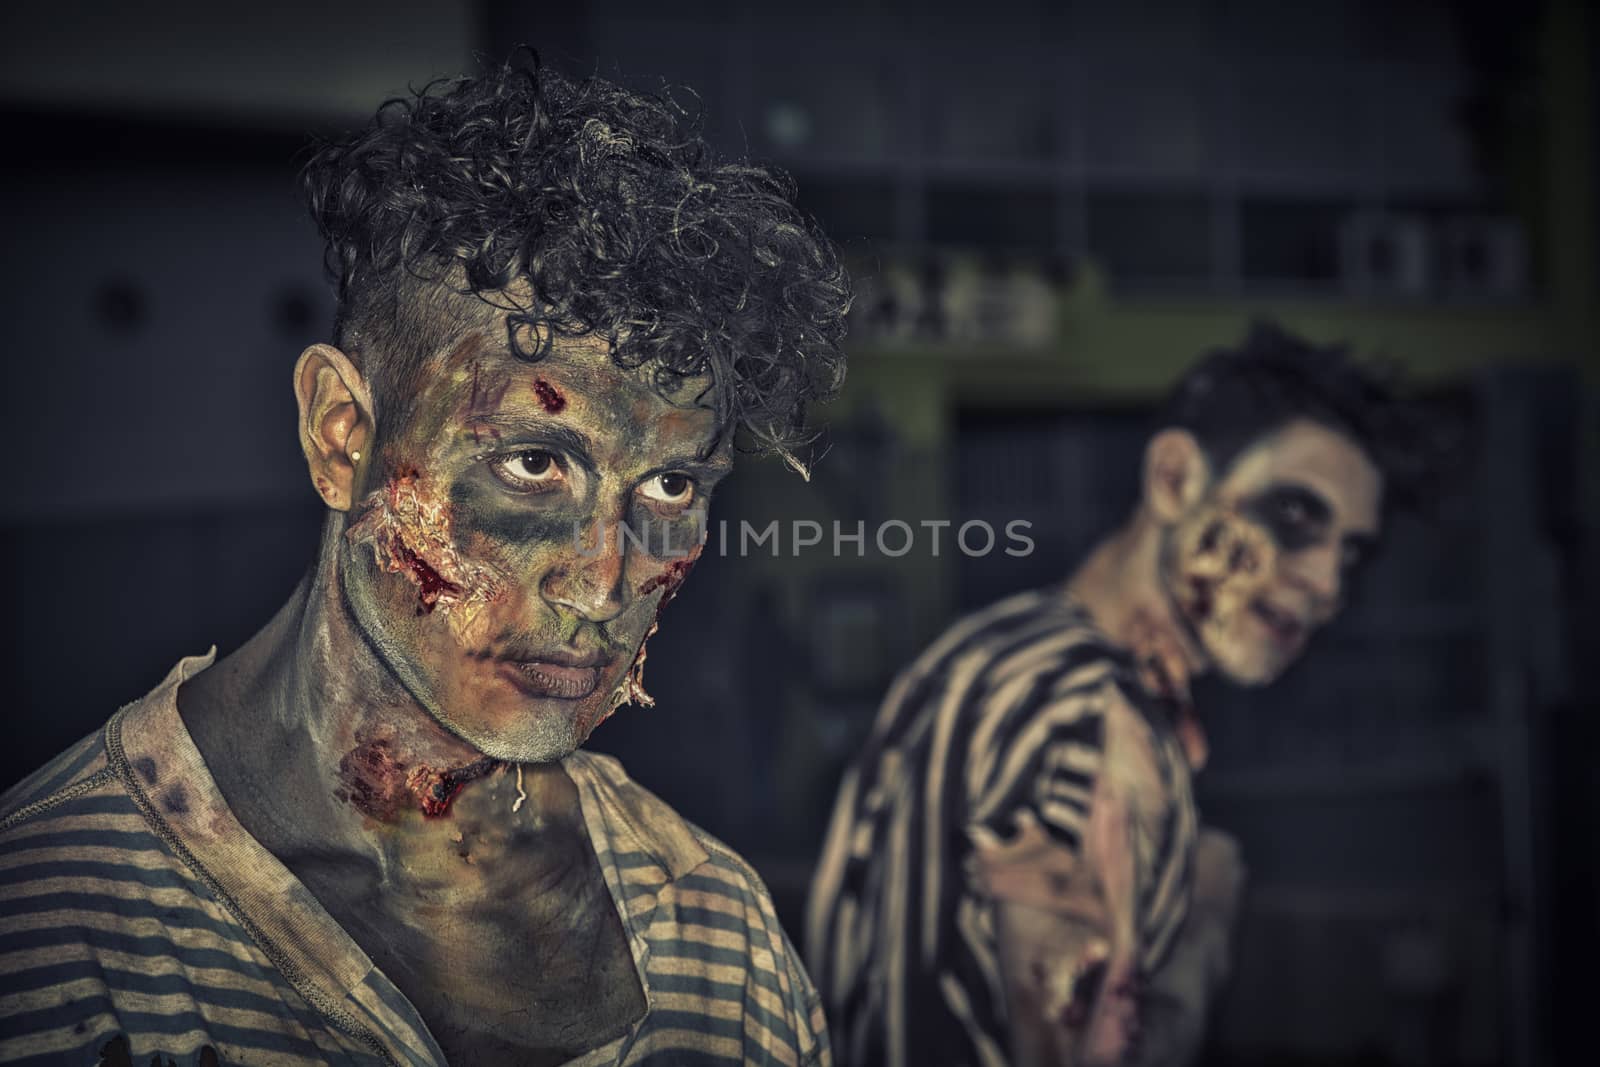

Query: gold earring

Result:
[350,449,362,462]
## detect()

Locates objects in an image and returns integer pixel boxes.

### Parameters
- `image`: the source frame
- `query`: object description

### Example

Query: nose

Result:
[541,512,629,624]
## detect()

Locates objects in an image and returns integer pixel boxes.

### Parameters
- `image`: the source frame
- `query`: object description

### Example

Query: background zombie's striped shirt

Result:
[0,654,828,1066]
[806,590,1196,1067]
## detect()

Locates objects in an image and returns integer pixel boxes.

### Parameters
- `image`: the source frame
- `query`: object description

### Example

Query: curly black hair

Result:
[301,52,851,469]
[1159,321,1441,514]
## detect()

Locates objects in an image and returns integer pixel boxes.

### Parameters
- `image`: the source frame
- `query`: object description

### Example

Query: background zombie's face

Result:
[1161,418,1382,686]
[340,318,730,763]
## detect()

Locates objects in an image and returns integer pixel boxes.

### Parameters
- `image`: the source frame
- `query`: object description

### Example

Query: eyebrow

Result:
[657,449,735,477]
[466,413,732,476]
[467,414,596,468]
[1261,481,1381,546]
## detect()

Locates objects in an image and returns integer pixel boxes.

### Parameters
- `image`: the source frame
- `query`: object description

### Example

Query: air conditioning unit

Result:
[1339,212,1431,297]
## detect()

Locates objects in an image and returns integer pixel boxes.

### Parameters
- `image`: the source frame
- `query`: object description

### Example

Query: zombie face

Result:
[340,318,729,763]
[1161,418,1382,686]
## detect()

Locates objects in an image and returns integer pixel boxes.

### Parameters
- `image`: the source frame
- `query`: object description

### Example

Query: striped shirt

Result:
[806,590,1196,1067]
[1,653,828,1066]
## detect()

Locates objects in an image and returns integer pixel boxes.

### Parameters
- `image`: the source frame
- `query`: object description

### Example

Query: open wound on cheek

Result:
[1176,505,1276,630]
[345,469,507,639]
[600,546,703,722]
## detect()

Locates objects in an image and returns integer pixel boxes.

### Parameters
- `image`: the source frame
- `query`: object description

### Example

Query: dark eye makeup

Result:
[486,448,570,494]
[1241,484,1332,552]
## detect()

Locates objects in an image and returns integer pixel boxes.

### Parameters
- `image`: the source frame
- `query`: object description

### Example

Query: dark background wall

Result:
[1,3,1595,1065]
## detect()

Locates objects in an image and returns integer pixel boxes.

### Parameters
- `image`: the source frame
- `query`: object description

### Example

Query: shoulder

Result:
[0,728,116,832]
[660,829,830,1066]
[567,751,829,1064]
[4,654,218,838]
[914,588,1102,674]
[868,589,1127,765]
[961,594,1134,767]
[962,602,1160,858]
[0,727,222,1064]
[0,725,151,901]
[1,726,154,917]
[570,749,804,960]
[904,590,1131,716]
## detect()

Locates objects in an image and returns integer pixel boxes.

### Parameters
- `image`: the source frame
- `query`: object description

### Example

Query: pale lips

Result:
[498,657,605,700]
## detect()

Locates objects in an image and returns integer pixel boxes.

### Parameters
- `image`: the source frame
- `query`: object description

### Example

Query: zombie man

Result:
[807,324,1427,1066]
[0,57,849,1065]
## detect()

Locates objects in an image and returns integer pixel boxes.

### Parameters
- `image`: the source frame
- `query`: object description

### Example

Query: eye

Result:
[489,449,568,493]
[1276,496,1310,527]
[639,472,695,509]
[1244,486,1332,554]
[1340,541,1369,572]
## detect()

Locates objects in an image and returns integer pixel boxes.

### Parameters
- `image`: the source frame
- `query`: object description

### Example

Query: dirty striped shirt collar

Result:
[109,651,711,1066]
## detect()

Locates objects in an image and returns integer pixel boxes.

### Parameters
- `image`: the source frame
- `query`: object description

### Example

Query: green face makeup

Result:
[341,328,729,766]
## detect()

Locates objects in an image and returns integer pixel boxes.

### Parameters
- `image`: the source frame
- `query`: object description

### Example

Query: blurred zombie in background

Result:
[808,323,1432,1066]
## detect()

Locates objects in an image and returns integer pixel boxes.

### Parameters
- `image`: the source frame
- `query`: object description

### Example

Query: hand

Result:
[995,895,1140,1067]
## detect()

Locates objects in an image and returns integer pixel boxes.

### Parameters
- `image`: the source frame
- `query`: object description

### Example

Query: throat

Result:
[408,757,502,818]
[1066,531,1208,701]
[1119,605,1210,771]
[335,718,503,823]
[1065,527,1211,771]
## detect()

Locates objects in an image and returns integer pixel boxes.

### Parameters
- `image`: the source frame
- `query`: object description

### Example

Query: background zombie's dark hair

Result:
[301,52,851,466]
[1159,321,1442,513]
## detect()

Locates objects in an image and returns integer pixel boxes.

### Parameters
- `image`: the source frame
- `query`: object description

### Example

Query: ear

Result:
[1142,428,1210,524]
[294,344,375,512]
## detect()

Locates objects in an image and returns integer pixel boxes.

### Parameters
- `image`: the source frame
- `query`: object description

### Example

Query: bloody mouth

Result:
[498,659,602,699]
[1251,600,1306,649]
